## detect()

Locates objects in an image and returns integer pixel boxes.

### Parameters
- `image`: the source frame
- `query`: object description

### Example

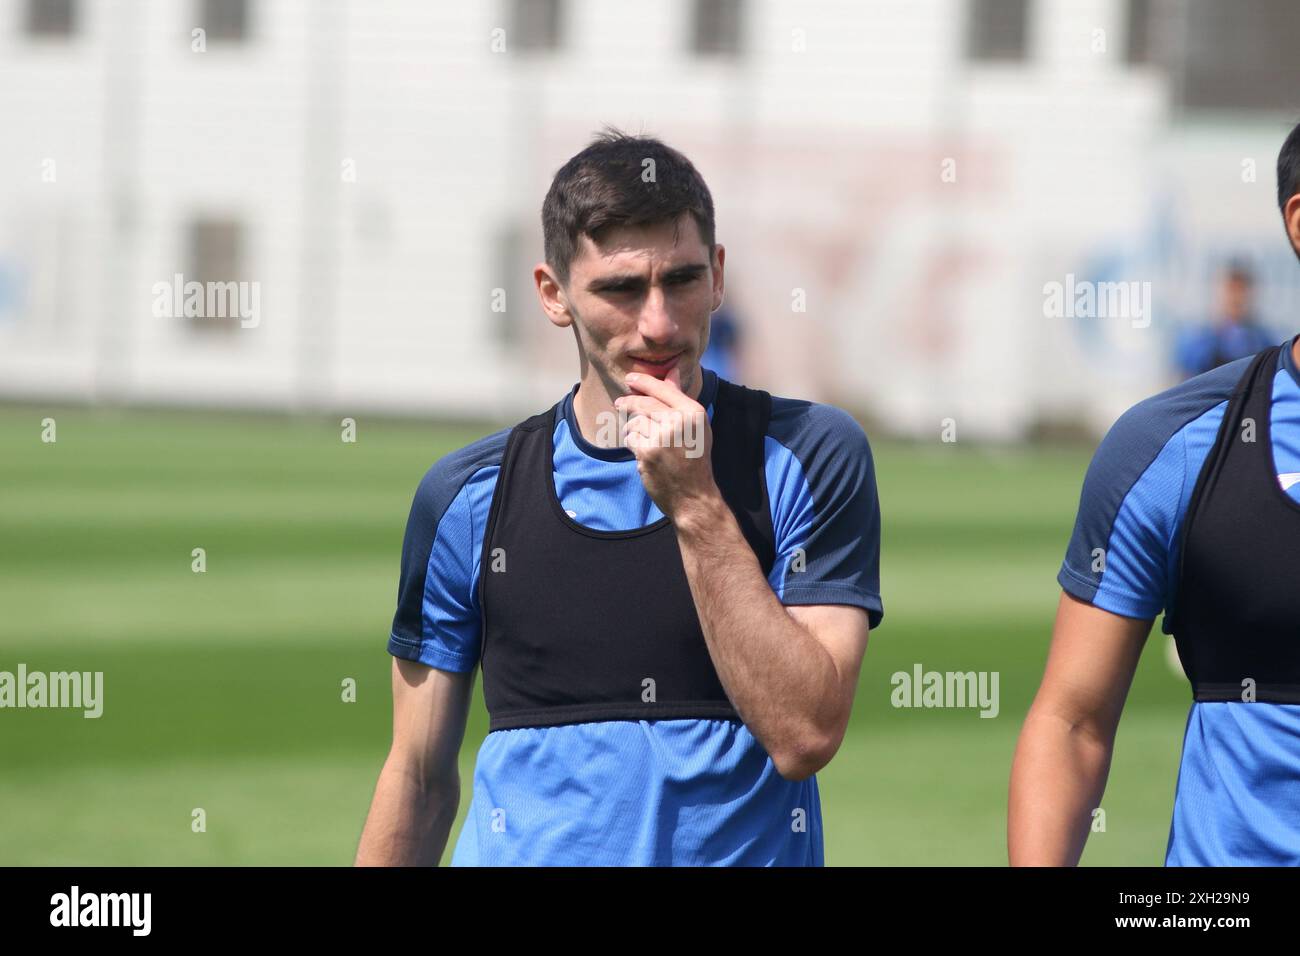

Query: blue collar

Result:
[1282,334,1300,391]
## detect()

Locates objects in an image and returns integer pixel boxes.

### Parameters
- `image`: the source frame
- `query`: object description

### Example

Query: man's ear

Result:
[711,243,726,311]
[1285,195,1300,259]
[535,262,572,328]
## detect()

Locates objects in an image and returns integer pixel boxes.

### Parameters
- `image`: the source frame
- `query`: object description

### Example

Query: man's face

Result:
[546,213,724,399]
[1219,274,1253,324]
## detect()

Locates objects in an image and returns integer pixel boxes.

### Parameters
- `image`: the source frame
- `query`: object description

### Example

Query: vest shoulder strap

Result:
[1166,344,1280,635]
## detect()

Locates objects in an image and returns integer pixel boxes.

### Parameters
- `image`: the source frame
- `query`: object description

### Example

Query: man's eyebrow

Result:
[586,263,708,293]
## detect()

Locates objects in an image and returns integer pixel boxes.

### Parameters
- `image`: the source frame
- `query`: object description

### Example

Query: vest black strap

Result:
[708,379,776,574]
[1167,346,1275,638]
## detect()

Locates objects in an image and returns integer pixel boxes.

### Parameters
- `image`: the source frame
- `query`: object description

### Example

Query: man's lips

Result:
[628,351,684,377]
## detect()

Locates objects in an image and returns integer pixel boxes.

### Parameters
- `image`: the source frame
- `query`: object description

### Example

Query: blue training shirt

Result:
[1058,334,1300,865]
[388,367,884,865]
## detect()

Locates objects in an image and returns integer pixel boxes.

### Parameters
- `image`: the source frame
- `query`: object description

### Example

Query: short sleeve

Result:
[765,403,884,629]
[1058,356,1250,627]
[1058,408,1189,621]
[388,431,508,672]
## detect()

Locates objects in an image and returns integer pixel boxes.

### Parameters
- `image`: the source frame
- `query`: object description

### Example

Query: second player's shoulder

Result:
[1079,354,1255,520]
[1058,355,1256,611]
[1099,356,1250,462]
[407,425,513,522]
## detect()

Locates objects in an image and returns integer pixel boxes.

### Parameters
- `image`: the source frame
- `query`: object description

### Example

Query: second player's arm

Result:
[1007,590,1153,865]
[354,658,475,866]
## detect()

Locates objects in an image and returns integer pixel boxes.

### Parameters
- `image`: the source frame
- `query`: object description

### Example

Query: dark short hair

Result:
[542,126,716,287]
[1223,258,1254,285]
[1277,120,1300,214]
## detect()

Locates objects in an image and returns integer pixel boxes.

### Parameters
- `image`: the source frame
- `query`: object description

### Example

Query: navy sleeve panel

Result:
[765,396,884,629]
[389,427,510,655]
[1058,355,1251,607]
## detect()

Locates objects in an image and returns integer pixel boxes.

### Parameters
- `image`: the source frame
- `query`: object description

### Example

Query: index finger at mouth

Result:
[625,371,691,409]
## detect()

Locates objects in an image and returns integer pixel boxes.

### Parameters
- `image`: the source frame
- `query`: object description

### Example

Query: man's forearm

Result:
[355,758,460,866]
[1008,706,1115,865]
[673,487,841,776]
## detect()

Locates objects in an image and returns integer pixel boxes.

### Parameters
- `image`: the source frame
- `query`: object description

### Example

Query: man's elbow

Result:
[773,727,840,782]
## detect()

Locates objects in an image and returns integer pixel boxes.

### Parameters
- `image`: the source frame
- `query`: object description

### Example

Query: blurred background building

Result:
[4,0,1300,438]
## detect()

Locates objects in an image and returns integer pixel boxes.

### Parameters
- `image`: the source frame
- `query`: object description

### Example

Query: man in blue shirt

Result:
[1173,261,1275,379]
[699,303,743,382]
[356,129,883,866]
[1008,122,1300,866]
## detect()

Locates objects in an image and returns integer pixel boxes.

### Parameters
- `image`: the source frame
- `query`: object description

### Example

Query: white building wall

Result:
[1,0,1297,438]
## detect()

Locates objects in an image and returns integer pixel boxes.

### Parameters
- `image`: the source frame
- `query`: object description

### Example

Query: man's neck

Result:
[571,367,704,449]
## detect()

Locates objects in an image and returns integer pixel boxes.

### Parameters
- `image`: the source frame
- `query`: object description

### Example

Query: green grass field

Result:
[0,403,1192,865]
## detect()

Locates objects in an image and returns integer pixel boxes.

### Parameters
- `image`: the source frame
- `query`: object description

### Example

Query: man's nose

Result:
[638,284,677,341]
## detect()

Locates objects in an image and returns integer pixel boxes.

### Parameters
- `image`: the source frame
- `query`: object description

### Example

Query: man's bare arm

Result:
[616,370,873,783]
[1008,590,1153,866]
[355,658,475,866]
[674,493,870,782]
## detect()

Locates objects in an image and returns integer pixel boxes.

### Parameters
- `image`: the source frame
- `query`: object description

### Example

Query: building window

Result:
[1124,0,1153,65]
[692,0,744,56]
[967,0,1030,62]
[187,218,244,334]
[199,0,248,43]
[1174,0,1300,112]
[25,0,76,37]
[511,0,562,52]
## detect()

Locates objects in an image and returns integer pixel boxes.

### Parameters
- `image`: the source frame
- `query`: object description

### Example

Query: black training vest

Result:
[1167,343,1300,703]
[477,378,776,731]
